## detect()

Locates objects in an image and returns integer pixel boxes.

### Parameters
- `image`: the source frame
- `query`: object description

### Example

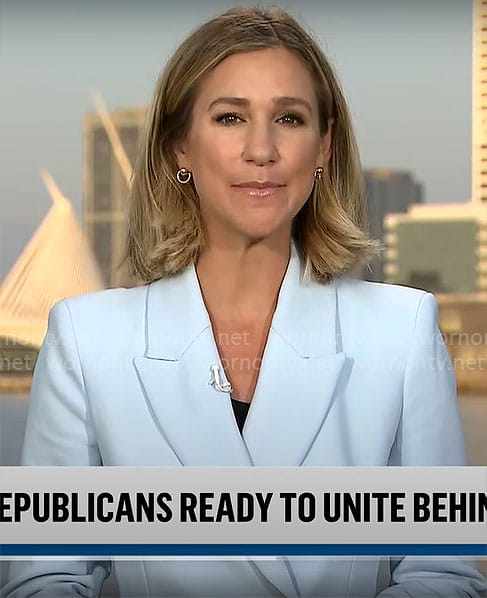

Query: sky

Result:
[0,0,473,279]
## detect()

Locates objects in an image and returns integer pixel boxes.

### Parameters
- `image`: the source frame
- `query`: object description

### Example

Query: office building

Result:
[384,205,483,293]
[363,169,422,281]
[83,106,146,287]
[472,0,487,206]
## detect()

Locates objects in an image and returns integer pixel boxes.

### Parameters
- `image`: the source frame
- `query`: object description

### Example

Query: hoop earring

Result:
[176,168,192,184]
[314,166,324,180]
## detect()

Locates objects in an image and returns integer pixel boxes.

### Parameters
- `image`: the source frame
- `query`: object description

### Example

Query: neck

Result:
[195,237,291,321]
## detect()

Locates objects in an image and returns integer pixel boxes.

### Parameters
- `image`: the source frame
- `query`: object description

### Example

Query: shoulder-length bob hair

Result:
[124,5,378,284]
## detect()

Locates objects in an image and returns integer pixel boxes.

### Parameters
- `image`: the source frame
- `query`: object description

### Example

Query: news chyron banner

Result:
[1,467,486,557]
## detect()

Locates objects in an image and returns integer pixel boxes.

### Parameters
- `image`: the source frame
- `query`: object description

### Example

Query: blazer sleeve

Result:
[2,300,111,598]
[378,293,487,597]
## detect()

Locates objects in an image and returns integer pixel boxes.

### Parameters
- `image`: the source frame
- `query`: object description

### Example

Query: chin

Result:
[236,221,291,244]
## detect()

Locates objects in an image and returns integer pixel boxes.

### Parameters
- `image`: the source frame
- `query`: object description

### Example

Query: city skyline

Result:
[0,0,473,278]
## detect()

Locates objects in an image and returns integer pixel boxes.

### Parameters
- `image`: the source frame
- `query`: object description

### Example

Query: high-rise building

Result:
[363,169,422,282]
[384,0,487,294]
[472,0,487,205]
[83,106,146,287]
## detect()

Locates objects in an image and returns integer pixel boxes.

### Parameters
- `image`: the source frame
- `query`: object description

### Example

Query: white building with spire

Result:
[0,172,104,356]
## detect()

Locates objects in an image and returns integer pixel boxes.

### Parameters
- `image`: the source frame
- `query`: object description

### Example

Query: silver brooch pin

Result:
[208,363,232,393]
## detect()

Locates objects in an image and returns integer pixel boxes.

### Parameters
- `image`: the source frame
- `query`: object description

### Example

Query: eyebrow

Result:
[208,96,313,112]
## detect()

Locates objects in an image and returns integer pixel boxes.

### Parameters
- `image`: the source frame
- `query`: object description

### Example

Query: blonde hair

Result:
[125,5,378,283]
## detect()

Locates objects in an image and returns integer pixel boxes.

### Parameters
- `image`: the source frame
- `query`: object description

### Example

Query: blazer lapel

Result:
[243,246,346,466]
[133,266,252,466]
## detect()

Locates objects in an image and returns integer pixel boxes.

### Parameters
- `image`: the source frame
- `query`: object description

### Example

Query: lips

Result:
[233,181,285,188]
[232,183,286,199]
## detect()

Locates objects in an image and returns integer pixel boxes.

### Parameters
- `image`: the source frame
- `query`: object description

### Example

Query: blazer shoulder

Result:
[54,284,149,330]
[335,277,435,332]
[337,276,429,306]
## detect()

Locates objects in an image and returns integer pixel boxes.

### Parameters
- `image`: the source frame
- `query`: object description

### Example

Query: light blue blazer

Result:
[5,248,487,597]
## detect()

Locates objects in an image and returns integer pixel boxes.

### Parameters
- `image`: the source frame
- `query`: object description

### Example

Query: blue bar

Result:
[1,544,486,557]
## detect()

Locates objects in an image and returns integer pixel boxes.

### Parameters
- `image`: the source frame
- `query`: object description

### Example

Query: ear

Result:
[174,138,191,170]
[317,118,334,167]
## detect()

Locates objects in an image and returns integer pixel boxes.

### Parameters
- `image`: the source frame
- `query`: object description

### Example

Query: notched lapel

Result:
[242,249,347,466]
[243,333,346,465]
[134,336,253,466]
[133,269,252,465]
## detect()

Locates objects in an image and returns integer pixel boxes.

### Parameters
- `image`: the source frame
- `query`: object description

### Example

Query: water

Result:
[0,393,29,466]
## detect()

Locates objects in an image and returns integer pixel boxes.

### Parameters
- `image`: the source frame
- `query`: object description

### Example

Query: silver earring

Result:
[314,167,324,180]
[176,168,192,184]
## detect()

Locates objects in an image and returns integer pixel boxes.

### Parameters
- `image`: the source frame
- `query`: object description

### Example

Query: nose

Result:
[242,123,279,165]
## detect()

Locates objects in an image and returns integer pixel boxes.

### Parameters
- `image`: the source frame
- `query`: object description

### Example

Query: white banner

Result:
[0,467,486,554]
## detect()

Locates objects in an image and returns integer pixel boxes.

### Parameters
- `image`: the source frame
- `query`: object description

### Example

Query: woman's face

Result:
[175,46,332,246]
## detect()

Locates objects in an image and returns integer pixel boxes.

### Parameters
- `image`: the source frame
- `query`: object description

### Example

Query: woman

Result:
[5,5,486,597]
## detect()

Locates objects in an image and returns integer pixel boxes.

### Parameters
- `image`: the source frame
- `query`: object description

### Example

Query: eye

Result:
[214,112,243,126]
[278,112,304,126]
